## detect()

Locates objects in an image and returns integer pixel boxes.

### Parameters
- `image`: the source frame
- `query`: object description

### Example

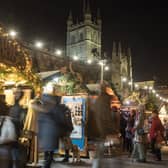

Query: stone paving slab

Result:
[48,153,168,168]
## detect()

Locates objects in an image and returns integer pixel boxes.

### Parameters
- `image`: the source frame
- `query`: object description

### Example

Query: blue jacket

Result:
[38,111,60,152]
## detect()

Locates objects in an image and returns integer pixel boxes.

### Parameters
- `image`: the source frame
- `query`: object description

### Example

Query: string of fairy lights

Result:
[0,27,41,90]
[121,77,168,103]
[4,28,168,102]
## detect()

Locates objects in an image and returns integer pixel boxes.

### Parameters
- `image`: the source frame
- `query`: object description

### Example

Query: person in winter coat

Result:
[23,91,42,164]
[9,87,25,137]
[0,94,17,168]
[9,87,27,167]
[131,104,146,162]
[120,110,128,151]
[38,94,73,168]
[149,109,164,161]
[38,94,60,168]
[90,84,114,168]
[125,109,136,155]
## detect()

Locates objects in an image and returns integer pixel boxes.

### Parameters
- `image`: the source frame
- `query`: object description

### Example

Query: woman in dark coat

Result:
[149,109,164,161]
[38,94,61,168]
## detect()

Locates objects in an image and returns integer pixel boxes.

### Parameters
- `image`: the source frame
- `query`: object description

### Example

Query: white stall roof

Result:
[37,70,60,79]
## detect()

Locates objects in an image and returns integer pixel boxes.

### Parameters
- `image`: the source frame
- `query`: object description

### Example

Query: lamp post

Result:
[9,30,17,38]
[55,49,63,56]
[98,59,109,84]
[35,41,44,49]
[100,61,104,84]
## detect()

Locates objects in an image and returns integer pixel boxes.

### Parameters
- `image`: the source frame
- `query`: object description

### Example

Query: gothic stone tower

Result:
[111,41,133,95]
[66,0,101,61]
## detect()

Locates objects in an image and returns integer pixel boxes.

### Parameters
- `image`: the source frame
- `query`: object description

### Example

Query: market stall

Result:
[39,71,121,157]
[0,24,40,105]
[0,24,41,167]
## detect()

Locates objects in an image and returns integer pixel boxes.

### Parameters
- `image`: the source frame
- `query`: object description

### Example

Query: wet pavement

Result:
[27,146,168,168]
[34,153,168,168]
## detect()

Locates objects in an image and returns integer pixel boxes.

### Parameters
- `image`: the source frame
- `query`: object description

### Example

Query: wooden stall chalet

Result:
[0,24,40,106]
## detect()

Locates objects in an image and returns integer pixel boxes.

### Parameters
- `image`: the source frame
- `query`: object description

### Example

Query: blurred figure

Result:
[120,110,127,152]
[143,118,150,149]
[9,87,25,137]
[149,109,164,161]
[59,104,73,163]
[125,109,136,156]
[38,94,73,167]
[131,104,146,162]
[0,94,9,114]
[0,94,17,168]
[163,119,168,145]
[111,106,120,134]
[9,87,26,167]
[91,84,113,168]
[23,90,42,164]
[38,94,59,168]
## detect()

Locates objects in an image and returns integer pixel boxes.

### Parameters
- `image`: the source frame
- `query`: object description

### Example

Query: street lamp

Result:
[9,30,17,38]
[104,66,109,71]
[55,49,62,56]
[134,84,139,89]
[87,59,92,64]
[122,77,127,82]
[35,41,44,49]
[73,56,78,61]
[98,59,106,84]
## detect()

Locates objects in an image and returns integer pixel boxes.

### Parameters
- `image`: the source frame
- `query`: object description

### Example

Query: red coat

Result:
[149,116,164,140]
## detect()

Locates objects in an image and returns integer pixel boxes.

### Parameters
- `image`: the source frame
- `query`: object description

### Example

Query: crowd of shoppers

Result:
[0,84,167,168]
[120,105,165,163]
[0,87,73,168]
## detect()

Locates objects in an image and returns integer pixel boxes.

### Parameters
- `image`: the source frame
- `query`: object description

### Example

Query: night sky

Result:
[0,0,168,83]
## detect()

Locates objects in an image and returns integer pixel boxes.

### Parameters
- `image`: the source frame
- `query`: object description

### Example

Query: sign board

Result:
[62,96,86,150]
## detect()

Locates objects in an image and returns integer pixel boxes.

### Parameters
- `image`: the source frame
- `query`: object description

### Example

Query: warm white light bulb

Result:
[35,41,43,49]
[55,49,62,56]
[9,30,17,37]
[104,66,109,71]
[73,56,78,61]
[122,77,127,82]
[87,59,92,64]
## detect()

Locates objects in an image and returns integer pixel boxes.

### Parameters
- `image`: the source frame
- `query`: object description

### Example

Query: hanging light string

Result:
[3,27,166,100]
[121,76,168,103]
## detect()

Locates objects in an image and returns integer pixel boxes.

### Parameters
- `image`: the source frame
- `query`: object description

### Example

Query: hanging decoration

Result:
[0,24,41,91]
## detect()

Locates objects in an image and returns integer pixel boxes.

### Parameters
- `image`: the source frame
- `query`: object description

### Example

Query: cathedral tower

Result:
[66,0,101,61]
[111,42,133,94]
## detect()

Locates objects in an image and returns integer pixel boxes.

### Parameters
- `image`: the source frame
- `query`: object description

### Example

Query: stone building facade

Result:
[111,41,133,94]
[66,0,101,61]
[23,0,133,96]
